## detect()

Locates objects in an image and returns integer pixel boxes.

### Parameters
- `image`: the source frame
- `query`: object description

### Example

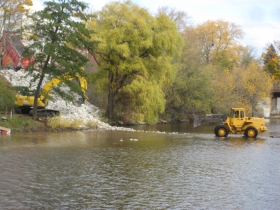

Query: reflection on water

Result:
[0,119,279,209]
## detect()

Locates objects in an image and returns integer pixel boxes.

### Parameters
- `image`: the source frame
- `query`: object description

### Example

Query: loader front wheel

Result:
[245,126,258,138]
[214,125,229,137]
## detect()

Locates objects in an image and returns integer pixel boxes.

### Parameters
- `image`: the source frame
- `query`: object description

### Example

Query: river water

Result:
[0,119,279,209]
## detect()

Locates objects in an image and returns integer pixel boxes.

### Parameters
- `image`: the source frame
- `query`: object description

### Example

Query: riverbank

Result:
[0,114,51,132]
[0,113,138,133]
[0,69,105,130]
[0,112,99,132]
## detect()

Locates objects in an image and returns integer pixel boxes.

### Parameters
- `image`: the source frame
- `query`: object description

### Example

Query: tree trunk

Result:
[106,70,116,119]
[106,88,114,119]
[32,54,51,120]
[32,73,45,120]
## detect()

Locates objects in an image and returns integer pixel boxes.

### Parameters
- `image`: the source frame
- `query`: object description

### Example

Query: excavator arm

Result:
[15,71,88,116]
[39,73,88,105]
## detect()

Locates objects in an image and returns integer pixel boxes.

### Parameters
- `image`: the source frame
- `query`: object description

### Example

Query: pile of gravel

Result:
[0,69,134,131]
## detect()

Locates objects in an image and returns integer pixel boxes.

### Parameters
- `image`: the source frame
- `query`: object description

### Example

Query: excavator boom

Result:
[15,72,88,116]
[39,73,88,104]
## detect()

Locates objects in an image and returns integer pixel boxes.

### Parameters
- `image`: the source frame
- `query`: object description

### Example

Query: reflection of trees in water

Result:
[266,119,280,136]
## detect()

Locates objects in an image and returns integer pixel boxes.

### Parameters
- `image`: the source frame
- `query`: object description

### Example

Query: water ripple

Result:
[0,129,279,209]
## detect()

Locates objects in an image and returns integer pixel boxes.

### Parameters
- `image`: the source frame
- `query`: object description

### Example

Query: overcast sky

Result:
[32,0,280,57]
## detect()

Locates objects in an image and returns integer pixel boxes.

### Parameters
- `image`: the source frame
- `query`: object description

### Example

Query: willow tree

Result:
[22,0,96,120]
[87,1,183,123]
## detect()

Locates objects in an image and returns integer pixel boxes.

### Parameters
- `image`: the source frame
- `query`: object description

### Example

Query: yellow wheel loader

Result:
[194,108,267,138]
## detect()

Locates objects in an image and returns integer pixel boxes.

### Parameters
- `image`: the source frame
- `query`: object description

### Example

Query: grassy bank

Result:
[0,113,98,132]
[0,114,47,132]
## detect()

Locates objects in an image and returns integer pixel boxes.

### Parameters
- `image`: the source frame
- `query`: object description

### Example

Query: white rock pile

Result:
[0,69,134,131]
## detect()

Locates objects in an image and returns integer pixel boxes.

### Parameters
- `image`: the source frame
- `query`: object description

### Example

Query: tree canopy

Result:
[211,63,273,114]
[164,18,273,118]
[87,1,183,123]
[22,0,97,119]
[0,0,274,123]
[262,44,280,81]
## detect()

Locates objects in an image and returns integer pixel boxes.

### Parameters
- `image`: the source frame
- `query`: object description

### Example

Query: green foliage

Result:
[87,1,183,123]
[0,75,16,109]
[22,0,97,119]
[0,3,275,126]
[87,71,108,110]
[117,76,165,124]
[14,86,34,96]
[213,50,234,70]
[0,115,36,130]
[165,65,214,116]
[165,19,271,117]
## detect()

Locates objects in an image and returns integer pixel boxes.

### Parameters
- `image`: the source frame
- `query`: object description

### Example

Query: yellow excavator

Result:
[15,73,88,117]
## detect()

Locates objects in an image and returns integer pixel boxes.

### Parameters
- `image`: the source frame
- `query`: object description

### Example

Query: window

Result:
[235,111,239,118]
[240,111,244,118]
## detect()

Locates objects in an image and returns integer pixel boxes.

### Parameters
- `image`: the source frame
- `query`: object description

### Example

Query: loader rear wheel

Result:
[245,126,258,138]
[214,125,229,137]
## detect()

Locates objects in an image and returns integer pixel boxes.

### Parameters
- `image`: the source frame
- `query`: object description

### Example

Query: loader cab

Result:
[230,108,246,129]
[231,108,245,118]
